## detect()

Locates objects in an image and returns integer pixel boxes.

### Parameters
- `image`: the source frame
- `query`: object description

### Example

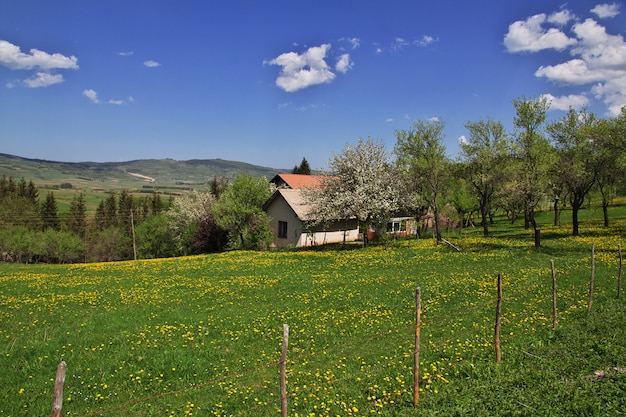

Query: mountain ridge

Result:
[0,153,286,192]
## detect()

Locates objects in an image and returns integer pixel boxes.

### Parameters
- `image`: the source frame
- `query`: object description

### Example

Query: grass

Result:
[1,204,625,416]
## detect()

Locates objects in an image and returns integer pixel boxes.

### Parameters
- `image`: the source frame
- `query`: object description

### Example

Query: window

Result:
[386,219,407,233]
[278,221,288,238]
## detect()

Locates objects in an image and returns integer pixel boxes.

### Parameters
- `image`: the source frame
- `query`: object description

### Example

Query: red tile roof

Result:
[271,173,327,189]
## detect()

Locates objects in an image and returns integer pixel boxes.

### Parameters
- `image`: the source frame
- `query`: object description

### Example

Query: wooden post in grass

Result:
[414,287,421,407]
[551,260,557,330]
[494,273,503,362]
[280,324,289,417]
[588,243,595,312]
[51,361,66,417]
[618,244,623,300]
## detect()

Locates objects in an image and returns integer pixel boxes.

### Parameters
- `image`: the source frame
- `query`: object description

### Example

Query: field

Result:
[1,205,625,416]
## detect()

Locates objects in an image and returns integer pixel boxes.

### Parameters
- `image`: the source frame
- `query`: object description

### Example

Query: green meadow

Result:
[1,204,625,416]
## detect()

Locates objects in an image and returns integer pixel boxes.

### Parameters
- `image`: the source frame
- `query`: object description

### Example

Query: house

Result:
[263,173,360,248]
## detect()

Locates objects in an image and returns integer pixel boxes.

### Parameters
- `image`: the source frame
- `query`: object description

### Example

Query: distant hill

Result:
[0,153,284,193]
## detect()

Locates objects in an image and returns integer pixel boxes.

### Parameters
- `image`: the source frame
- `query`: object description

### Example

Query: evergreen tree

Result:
[41,192,60,231]
[104,193,118,228]
[68,193,87,237]
[292,157,312,175]
[150,192,163,215]
[209,176,228,198]
[118,189,134,235]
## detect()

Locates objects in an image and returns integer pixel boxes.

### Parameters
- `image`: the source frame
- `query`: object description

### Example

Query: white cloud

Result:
[143,60,161,67]
[541,93,589,110]
[335,53,352,74]
[547,9,575,26]
[386,117,394,122]
[504,13,576,52]
[0,40,78,70]
[23,72,64,88]
[267,44,337,92]
[83,89,100,104]
[83,89,133,106]
[118,51,134,56]
[458,135,469,145]
[507,8,626,116]
[591,3,620,19]
[0,40,77,88]
[386,35,437,53]
[414,35,436,47]
[340,37,360,49]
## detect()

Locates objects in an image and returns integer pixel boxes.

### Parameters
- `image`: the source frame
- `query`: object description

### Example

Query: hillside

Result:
[0,153,283,193]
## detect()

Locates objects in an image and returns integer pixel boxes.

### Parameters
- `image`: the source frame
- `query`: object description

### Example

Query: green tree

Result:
[512,96,553,242]
[209,176,229,199]
[0,176,40,229]
[212,174,273,250]
[590,109,626,227]
[40,192,60,231]
[547,108,597,236]
[87,227,131,262]
[68,193,87,237]
[135,214,176,259]
[395,118,450,244]
[40,229,83,263]
[292,157,312,175]
[118,189,134,236]
[104,193,118,229]
[460,118,512,236]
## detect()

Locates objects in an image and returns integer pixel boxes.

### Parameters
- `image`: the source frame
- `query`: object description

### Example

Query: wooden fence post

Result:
[588,243,595,312]
[551,260,557,330]
[618,244,623,300]
[494,273,503,362]
[280,324,289,417]
[51,361,67,417]
[414,287,421,408]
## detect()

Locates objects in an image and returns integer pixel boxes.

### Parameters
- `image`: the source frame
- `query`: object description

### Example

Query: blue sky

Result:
[1,1,625,171]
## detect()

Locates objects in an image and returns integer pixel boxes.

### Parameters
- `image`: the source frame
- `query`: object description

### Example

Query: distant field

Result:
[1,205,625,416]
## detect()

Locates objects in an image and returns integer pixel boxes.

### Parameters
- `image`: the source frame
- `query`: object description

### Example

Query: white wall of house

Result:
[297,220,360,247]
[265,193,360,248]
[265,194,303,248]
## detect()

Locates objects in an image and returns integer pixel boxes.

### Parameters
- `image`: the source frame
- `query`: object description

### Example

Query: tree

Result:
[168,191,227,255]
[292,157,312,175]
[304,137,401,246]
[68,193,87,237]
[135,214,176,259]
[512,96,553,245]
[40,192,60,231]
[590,109,626,226]
[395,119,450,244]
[87,227,131,262]
[0,176,40,229]
[460,118,511,236]
[212,174,273,250]
[118,189,134,236]
[209,176,229,199]
[547,108,596,235]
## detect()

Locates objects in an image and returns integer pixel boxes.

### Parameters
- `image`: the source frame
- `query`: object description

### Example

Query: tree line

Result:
[0,174,273,263]
[304,97,626,245]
